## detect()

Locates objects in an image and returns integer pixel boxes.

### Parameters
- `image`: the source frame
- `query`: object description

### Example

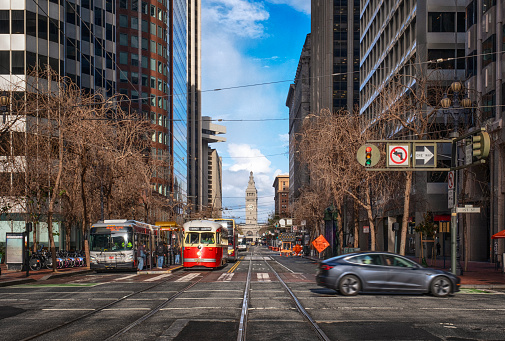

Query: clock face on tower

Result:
[248,204,254,211]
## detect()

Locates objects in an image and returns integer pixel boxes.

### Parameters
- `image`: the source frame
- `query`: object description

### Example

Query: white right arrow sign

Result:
[415,144,436,167]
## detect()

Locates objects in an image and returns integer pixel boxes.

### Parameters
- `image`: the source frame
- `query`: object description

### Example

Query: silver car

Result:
[316,252,460,297]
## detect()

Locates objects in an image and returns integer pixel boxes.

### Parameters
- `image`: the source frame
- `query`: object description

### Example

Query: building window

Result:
[427,49,465,69]
[482,35,496,67]
[131,16,138,30]
[131,35,139,48]
[26,11,36,37]
[119,0,128,9]
[150,58,156,71]
[142,19,148,32]
[150,40,156,53]
[482,0,496,14]
[142,55,148,68]
[151,5,156,17]
[131,53,139,66]
[131,72,139,84]
[132,0,138,11]
[120,71,128,83]
[428,12,465,33]
[119,52,128,64]
[142,74,148,87]
[142,37,148,50]
[142,2,148,14]
[11,11,24,34]
[119,14,128,28]
[151,76,156,88]
[38,14,48,40]
[0,51,10,73]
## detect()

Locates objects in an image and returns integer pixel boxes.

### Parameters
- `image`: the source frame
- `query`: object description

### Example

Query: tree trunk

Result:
[48,123,65,272]
[399,172,413,255]
[79,165,91,269]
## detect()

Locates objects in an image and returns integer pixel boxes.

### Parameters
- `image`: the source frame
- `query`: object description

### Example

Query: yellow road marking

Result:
[228,256,244,273]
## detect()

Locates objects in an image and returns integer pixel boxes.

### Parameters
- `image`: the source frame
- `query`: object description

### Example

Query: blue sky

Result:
[201,0,310,224]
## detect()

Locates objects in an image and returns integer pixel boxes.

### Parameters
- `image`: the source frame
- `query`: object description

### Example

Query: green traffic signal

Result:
[365,146,372,166]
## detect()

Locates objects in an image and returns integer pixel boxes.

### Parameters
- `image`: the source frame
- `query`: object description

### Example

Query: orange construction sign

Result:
[312,235,330,253]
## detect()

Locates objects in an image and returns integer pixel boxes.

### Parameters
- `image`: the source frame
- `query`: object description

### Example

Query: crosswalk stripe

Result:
[175,273,200,282]
[257,273,271,282]
[217,273,235,281]
[144,274,172,282]
[113,274,138,281]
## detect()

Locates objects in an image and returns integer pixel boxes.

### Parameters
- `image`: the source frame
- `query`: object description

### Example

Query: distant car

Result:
[316,251,460,297]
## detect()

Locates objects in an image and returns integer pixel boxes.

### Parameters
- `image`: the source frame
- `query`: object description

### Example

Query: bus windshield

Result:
[90,232,133,251]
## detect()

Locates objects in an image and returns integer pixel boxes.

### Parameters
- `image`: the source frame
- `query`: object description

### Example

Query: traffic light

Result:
[357,144,379,167]
[365,146,372,166]
[472,131,490,161]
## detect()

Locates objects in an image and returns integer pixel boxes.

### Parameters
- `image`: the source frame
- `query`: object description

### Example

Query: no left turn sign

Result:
[388,144,409,167]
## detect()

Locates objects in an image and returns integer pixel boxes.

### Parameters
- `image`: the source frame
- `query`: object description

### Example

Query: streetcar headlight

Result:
[126,254,134,261]
[90,256,97,264]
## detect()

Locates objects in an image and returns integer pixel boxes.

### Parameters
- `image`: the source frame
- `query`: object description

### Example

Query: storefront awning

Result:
[434,215,451,222]
[491,230,505,239]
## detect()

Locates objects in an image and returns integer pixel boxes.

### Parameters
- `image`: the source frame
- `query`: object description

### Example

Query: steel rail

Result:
[106,271,212,340]
[237,251,253,341]
[265,258,331,341]
[20,271,195,341]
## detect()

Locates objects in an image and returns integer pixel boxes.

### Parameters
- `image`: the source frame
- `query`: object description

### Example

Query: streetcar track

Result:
[20,271,209,341]
[105,271,212,340]
[237,248,331,341]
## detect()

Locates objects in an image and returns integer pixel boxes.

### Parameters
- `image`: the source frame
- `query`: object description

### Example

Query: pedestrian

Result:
[156,242,166,269]
[436,242,441,256]
[137,243,146,271]
[174,244,181,264]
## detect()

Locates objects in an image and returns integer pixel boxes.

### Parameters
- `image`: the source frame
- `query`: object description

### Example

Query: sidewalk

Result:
[302,254,505,289]
[0,263,183,287]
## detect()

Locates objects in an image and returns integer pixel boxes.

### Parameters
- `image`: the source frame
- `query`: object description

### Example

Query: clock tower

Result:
[245,171,257,225]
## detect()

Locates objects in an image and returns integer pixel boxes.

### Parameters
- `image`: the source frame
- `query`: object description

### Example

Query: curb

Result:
[139,265,184,275]
[0,278,37,287]
[42,269,94,280]
[461,284,505,290]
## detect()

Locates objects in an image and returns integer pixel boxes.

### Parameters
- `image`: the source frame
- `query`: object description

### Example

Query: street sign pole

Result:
[450,140,461,276]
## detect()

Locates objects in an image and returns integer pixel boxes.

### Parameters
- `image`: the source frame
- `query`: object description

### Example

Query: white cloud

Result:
[279,133,289,147]
[267,0,311,14]
[205,0,270,38]
[227,144,272,173]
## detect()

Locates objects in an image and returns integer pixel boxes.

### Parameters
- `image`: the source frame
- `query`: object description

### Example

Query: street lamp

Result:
[0,91,10,124]
[440,80,472,276]
[440,81,473,136]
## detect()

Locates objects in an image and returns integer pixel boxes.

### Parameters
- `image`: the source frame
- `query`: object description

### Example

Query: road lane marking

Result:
[144,274,172,282]
[174,273,200,282]
[113,274,138,281]
[257,273,271,282]
[159,319,189,340]
[217,273,235,281]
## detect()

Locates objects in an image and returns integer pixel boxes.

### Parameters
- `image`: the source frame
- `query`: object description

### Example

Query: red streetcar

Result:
[182,220,228,269]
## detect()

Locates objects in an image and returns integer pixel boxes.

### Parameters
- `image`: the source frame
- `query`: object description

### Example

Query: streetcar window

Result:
[201,232,215,244]
[185,232,200,244]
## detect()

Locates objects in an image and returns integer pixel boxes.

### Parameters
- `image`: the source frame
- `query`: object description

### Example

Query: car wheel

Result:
[431,276,452,297]
[339,275,361,296]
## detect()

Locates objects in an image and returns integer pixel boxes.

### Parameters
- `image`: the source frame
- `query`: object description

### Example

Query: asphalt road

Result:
[0,246,504,340]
